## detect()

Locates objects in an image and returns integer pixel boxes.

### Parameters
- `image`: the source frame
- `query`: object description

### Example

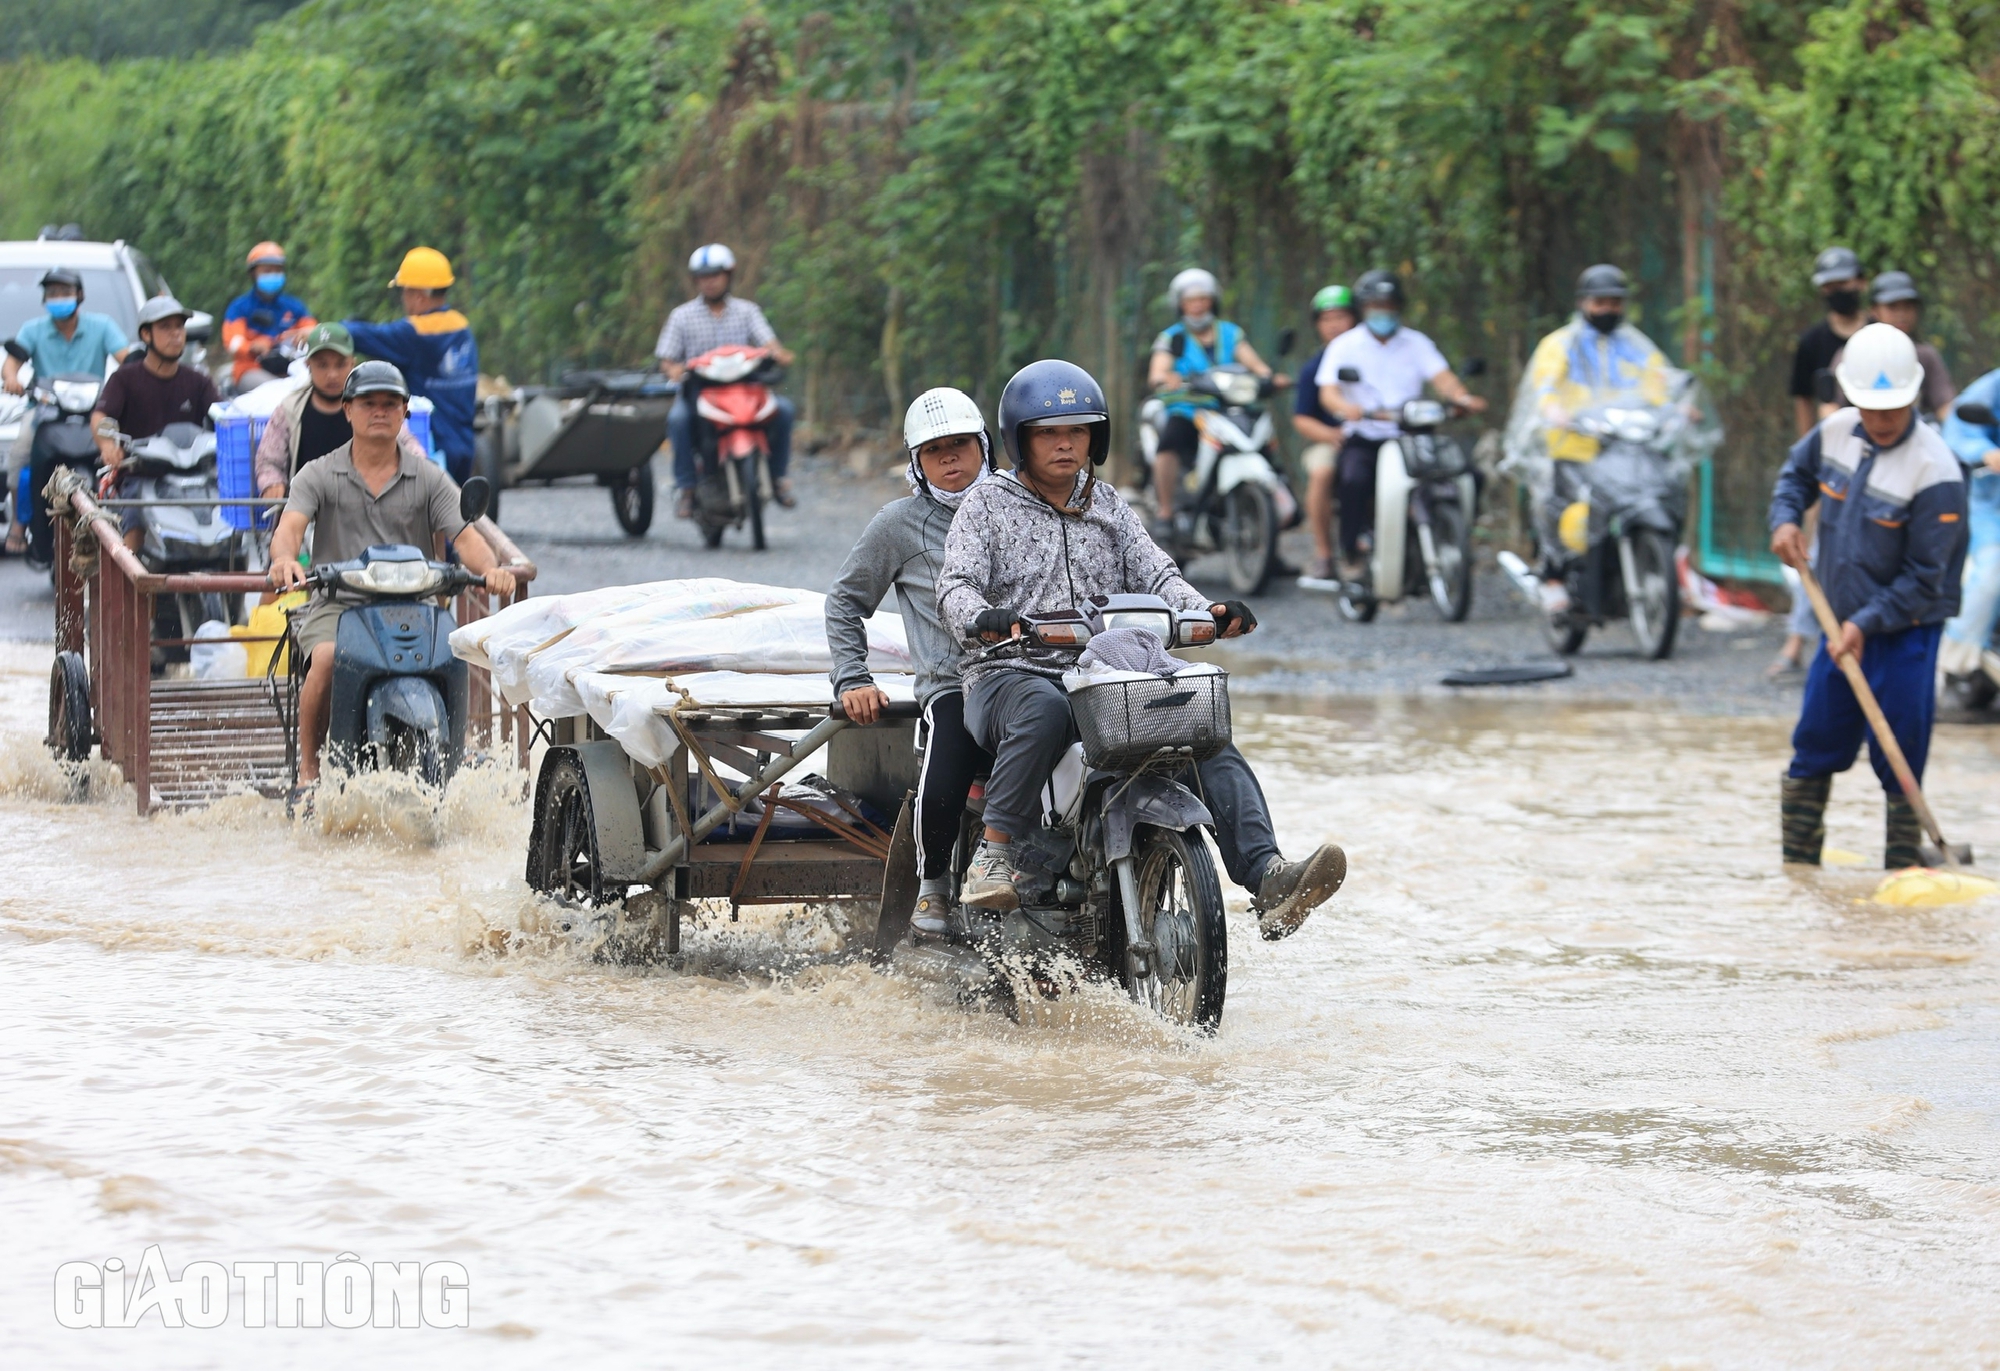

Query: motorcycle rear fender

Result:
[1373,439,1415,600]
[1101,773,1213,863]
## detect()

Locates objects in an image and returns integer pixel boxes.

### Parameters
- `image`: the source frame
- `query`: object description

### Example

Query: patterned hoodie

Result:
[938,470,1210,687]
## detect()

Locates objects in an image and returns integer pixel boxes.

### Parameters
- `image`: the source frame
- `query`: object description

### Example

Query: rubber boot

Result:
[1781,774,1830,865]
[1885,793,1924,870]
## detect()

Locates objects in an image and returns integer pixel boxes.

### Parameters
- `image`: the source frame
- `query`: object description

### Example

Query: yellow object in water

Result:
[1870,868,2000,907]
[232,592,306,678]
[1821,846,1867,866]
[1559,500,1591,553]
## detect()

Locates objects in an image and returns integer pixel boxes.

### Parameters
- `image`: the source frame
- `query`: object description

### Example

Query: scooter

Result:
[1321,377,1481,624]
[1504,396,1692,660]
[879,594,1233,1031]
[684,344,783,551]
[1139,331,1302,594]
[1941,400,2000,710]
[24,372,105,571]
[291,477,492,788]
[121,421,254,646]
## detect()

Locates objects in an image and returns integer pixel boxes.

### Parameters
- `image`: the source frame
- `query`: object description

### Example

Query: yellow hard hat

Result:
[1558,500,1591,554]
[388,246,454,290]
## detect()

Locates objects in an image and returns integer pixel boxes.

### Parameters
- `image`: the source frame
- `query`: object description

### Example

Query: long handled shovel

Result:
[1796,564,1970,867]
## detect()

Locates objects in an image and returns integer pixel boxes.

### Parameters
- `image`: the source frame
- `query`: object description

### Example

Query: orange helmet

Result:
[246,241,287,269]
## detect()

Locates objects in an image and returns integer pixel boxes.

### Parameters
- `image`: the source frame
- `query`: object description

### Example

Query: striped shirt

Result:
[653,296,777,364]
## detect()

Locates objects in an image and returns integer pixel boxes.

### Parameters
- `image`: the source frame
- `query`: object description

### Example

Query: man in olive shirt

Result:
[268,361,514,786]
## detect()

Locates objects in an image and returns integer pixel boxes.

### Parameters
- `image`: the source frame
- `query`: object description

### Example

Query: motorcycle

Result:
[1139,331,1302,594]
[291,477,493,788]
[884,594,1233,1031]
[24,372,105,571]
[120,421,255,647]
[1323,375,1481,624]
[1504,392,1702,660]
[1940,400,2000,710]
[684,344,783,551]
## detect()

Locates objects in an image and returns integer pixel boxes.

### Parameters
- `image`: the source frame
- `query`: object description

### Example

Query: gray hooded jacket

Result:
[938,471,1209,688]
[826,490,964,705]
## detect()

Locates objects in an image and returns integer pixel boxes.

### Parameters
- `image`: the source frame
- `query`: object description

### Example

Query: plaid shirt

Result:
[653,296,777,364]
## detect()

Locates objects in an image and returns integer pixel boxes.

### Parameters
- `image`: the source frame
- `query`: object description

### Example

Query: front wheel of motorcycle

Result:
[1425,498,1474,622]
[1336,584,1378,623]
[746,452,767,552]
[1625,528,1680,660]
[1220,481,1277,596]
[1117,826,1227,1032]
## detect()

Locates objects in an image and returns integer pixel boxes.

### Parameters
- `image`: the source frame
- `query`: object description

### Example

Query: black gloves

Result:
[1215,600,1258,637]
[973,607,1023,641]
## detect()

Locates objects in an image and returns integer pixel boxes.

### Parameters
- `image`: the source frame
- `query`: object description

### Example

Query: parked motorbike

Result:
[1139,331,1301,594]
[1941,400,2000,710]
[1326,374,1481,624]
[292,478,492,788]
[684,344,783,551]
[1509,397,1695,660]
[120,421,253,645]
[884,594,1232,1031]
[24,372,105,571]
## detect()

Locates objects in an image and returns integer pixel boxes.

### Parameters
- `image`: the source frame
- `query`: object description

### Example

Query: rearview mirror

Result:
[460,475,491,525]
[1168,332,1187,360]
[1276,327,1297,358]
[1956,402,1996,427]
[1461,356,1487,377]
[1337,366,1362,384]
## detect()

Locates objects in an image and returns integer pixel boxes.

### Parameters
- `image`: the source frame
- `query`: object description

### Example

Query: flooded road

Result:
[2,643,1997,1367]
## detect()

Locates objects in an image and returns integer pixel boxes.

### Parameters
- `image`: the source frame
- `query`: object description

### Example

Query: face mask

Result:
[1825,288,1861,316]
[45,297,78,321]
[1182,310,1216,331]
[1585,310,1623,334]
[256,272,286,295]
[1364,311,1398,338]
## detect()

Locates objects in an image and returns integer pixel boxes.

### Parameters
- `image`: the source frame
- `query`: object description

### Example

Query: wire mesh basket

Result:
[1068,670,1231,770]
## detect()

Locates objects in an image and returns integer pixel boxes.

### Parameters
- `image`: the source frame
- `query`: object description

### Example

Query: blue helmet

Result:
[997,359,1111,468]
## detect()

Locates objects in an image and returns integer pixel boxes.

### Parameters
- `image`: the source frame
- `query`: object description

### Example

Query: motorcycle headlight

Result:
[52,380,100,414]
[1217,373,1261,407]
[340,561,446,595]
[1102,610,1173,640]
[1401,399,1447,429]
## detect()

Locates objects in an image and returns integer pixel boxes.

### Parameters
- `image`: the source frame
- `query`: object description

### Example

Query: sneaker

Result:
[910,877,953,940]
[958,840,1022,911]
[1305,556,1335,582]
[674,488,695,520]
[1251,844,1347,941]
[773,477,797,509]
[1538,580,1571,614]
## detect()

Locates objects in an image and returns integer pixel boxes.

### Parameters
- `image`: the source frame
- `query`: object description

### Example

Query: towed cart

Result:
[45,468,536,813]
[474,371,674,536]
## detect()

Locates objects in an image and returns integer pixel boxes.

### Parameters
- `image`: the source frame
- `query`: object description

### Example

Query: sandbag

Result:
[1871,868,2000,907]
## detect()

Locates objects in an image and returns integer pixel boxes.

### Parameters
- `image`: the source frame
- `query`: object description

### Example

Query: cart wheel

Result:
[47,650,91,762]
[528,752,614,916]
[612,463,655,537]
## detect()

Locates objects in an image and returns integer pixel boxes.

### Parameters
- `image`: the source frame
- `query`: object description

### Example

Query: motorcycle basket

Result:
[1401,432,1470,481]
[1067,668,1231,771]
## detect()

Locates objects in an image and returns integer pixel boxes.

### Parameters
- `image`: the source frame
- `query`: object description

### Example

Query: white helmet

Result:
[688,243,736,275]
[1834,322,1924,410]
[904,386,989,458]
[1169,268,1220,309]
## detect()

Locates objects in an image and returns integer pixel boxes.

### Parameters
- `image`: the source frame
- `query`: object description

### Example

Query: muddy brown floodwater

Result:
[0,641,1996,1368]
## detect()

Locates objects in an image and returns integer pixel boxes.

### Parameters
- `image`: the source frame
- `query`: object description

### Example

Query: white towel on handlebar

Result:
[1076,627,1181,677]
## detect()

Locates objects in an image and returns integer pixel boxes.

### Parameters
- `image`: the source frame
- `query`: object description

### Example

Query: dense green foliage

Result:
[4,0,2000,550]
[0,0,303,62]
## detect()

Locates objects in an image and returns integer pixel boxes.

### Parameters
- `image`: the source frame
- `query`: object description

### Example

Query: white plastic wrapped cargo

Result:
[572,669,917,769]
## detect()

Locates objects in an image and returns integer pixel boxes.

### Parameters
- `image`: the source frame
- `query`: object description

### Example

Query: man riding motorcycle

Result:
[267,361,514,797]
[3,267,131,559]
[93,296,221,555]
[221,241,317,388]
[1294,284,1359,582]
[936,359,1345,941]
[1314,270,1486,581]
[655,243,799,518]
[342,247,479,481]
[254,322,426,503]
[1505,263,1672,608]
[1144,267,1281,534]
[828,386,997,940]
